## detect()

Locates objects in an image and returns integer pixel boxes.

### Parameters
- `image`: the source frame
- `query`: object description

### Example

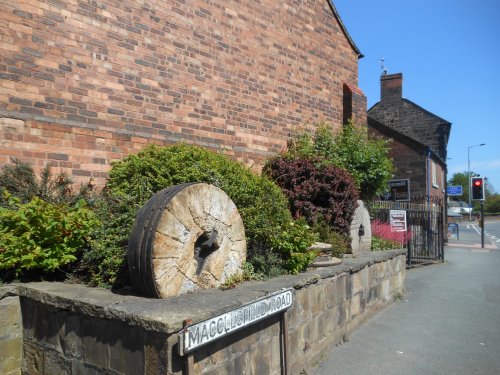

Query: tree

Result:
[285,121,394,201]
[448,172,471,203]
[485,194,500,214]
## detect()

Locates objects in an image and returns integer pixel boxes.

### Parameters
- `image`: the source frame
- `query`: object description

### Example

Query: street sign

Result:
[447,186,463,196]
[380,179,410,201]
[178,289,293,355]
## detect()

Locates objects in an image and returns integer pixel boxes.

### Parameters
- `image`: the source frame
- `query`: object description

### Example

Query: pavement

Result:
[310,221,500,375]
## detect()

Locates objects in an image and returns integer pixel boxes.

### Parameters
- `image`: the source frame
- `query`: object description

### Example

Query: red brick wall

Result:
[0,0,363,186]
[369,126,446,205]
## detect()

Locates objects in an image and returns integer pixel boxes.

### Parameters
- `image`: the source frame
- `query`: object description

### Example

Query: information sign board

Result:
[381,179,410,201]
[389,210,407,232]
[447,186,463,196]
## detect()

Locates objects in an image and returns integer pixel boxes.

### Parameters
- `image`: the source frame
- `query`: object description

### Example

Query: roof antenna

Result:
[379,58,387,76]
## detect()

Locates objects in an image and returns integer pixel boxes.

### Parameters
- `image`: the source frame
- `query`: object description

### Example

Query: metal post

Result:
[481,201,484,249]
[183,320,194,375]
[468,147,471,221]
[280,312,289,375]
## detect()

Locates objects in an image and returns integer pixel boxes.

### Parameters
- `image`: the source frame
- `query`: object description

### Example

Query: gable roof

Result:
[401,98,452,141]
[326,1,363,58]
[368,97,452,151]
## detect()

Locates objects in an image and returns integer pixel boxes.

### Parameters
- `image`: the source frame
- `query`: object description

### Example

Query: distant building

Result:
[367,73,451,207]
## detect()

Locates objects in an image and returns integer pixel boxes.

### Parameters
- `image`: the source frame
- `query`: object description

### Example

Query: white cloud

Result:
[473,159,500,170]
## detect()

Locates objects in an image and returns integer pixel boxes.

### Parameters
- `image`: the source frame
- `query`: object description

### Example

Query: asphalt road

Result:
[311,241,500,374]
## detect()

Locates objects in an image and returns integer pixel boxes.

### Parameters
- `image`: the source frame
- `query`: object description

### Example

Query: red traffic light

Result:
[471,177,485,200]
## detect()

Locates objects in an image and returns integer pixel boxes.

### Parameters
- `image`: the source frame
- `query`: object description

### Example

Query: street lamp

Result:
[468,143,485,220]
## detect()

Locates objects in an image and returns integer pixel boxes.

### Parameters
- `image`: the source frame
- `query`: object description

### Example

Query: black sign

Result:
[380,179,410,201]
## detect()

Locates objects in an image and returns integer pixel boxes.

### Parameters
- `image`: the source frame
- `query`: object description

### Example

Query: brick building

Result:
[368,73,452,206]
[0,0,366,186]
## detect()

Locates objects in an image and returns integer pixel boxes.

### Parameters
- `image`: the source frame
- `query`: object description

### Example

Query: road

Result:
[448,218,500,249]
[310,221,500,375]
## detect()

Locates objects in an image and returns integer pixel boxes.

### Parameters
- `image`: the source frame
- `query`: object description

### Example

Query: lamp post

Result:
[468,143,485,221]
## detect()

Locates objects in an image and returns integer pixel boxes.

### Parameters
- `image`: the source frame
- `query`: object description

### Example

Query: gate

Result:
[368,201,445,267]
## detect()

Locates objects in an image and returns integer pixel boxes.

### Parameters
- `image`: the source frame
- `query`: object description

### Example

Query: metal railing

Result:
[368,201,445,267]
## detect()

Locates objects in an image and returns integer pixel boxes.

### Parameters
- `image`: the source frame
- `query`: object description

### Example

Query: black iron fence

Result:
[368,201,445,267]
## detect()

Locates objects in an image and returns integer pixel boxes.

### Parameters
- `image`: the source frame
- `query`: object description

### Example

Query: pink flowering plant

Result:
[371,219,412,251]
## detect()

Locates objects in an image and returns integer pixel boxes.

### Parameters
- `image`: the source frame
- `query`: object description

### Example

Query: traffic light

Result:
[471,177,485,201]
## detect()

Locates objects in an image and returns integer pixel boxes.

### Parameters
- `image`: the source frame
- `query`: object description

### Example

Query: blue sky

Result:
[334,0,500,192]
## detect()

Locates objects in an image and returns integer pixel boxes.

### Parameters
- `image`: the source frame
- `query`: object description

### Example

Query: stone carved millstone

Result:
[350,200,372,256]
[128,183,247,298]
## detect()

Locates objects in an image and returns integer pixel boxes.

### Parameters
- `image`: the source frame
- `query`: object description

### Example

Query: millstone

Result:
[128,183,247,298]
[350,200,372,256]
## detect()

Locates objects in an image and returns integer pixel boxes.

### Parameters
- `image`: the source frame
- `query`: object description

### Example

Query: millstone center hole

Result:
[194,230,220,275]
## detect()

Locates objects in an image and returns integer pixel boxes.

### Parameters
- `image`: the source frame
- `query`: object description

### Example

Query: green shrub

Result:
[76,191,140,287]
[312,219,351,258]
[287,121,393,200]
[82,144,317,285]
[220,262,263,290]
[371,236,401,251]
[268,218,318,274]
[0,193,98,279]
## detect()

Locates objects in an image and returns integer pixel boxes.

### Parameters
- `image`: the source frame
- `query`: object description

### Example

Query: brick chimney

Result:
[381,73,402,102]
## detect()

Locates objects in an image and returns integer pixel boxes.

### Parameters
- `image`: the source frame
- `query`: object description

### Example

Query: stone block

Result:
[246,339,272,375]
[350,293,362,318]
[351,266,369,295]
[143,332,169,375]
[381,278,391,302]
[267,334,282,374]
[391,272,405,295]
[82,318,110,369]
[369,262,387,285]
[108,324,145,375]
[367,285,381,306]
[22,341,44,375]
[309,283,327,317]
[315,308,336,338]
[0,337,22,374]
[70,359,85,375]
[289,288,310,329]
[334,275,347,305]
[337,301,349,326]
[0,296,21,332]
[44,348,72,375]
[288,325,306,364]
[60,314,83,359]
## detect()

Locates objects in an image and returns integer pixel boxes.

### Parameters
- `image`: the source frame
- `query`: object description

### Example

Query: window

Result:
[442,169,445,193]
[432,161,438,188]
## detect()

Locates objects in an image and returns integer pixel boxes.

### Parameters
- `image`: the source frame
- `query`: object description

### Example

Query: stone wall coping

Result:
[11,249,405,334]
[0,285,19,300]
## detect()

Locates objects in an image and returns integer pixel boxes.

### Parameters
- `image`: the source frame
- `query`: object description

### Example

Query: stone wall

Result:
[2,250,405,375]
[0,286,22,375]
[0,0,365,187]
